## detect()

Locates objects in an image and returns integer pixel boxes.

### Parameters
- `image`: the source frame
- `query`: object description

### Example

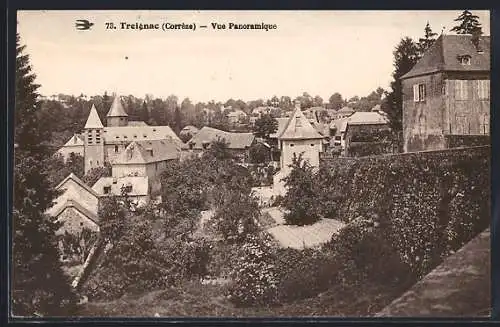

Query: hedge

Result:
[321,146,490,279]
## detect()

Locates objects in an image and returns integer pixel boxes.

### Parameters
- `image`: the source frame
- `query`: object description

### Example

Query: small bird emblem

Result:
[75,19,94,31]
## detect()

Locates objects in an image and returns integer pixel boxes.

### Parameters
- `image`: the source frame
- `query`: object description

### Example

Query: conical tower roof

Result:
[84,104,104,129]
[107,94,128,117]
[278,102,324,140]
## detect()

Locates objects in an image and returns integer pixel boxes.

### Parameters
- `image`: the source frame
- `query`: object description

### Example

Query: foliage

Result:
[253,114,278,139]
[325,147,490,279]
[227,234,278,306]
[58,228,99,264]
[282,154,320,225]
[12,34,77,316]
[97,195,129,244]
[249,142,271,164]
[418,22,438,55]
[81,162,112,186]
[209,188,260,243]
[383,37,420,132]
[46,152,85,187]
[328,92,345,110]
[450,10,483,35]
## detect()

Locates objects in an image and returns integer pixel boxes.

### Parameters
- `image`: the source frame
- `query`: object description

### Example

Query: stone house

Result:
[56,134,84,161]
[273,102,325,195]
[183,126,256,162]
[401,34,490,152]
[47,173,100,235]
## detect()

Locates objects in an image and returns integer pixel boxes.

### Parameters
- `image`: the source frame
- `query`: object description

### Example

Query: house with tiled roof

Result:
[56,133,84,161]
[331,106,355,120]
[183,126,256,162]
[110,139,181,194]
[46,173,100,235]
[401,34,490,152]
[226,109,248,124]
[92,176,150,207]
[273,101,325,195]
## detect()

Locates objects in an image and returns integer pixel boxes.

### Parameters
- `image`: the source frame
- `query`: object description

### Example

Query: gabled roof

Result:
[227,109,248,117]
[107,95,128,117]
[180,125,200,135]
[52,199,99,225]
[55,173,100,198]
[113,139,181,165]
[62,134,84,147]
[402,34,490,79]
[92,176,149,197]
[329,117,350,135]
[278,105,324,140]
[270,118,289,138]
[346,111,390,126]
[337,106,355,113]
[188,126,255,150]
[128,121,148,127]
[84,104,104,129]
[103,125,182,144]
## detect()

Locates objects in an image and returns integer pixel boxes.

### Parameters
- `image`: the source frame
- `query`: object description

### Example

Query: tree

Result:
[313,95,323,107]
[328,93,345,110]
[253,114,278,139]
[418,22,438,56]
[282,154,320,226]
[210,188,259,243]
[249,142,271,164]
[140,101,149,123]
[12,34,77,316]
[82,162,112,187]
[450,10,483,35]
[46,153,85,187]
[383,37,420,132]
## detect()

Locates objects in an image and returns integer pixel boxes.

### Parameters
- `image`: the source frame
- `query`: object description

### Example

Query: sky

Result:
[17,10,490,103]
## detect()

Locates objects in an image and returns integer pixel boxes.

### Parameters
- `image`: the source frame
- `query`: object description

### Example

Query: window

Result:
[418,115,426,135]
[479,114,489,135]
[413,84,426,102]
[290,144,294,147]
[103,186,111,194]
[477,80,490,100]
[95,131,101,144]
[310,144,315,147]
[455,115,468,134]
[115,145,119,153]
[134,135,137,138]
[97,160,99,165]
[455,80,468,100]
[89,160,93,167]
[458,55,471,65]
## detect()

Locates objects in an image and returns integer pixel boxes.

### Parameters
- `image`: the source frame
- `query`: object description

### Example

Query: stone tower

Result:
[273,100,324,195]
[106,94,128,127]
[84,104,105,173]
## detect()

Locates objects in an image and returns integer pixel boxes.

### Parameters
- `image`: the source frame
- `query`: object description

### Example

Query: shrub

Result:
[274,247,339,303]
[282,153,320,225]
[227,234,278,306]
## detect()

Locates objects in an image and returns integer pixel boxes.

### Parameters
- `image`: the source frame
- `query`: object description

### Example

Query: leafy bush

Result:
[282,153,320,225]
[227,234,278,306]
[274,247,339,303]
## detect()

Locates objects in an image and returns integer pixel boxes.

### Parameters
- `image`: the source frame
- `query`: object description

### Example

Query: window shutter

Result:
[421,84,426,100]
[413,84,419,102]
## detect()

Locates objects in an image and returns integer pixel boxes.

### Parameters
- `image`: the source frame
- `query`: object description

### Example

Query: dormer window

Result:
[458,55,471,65]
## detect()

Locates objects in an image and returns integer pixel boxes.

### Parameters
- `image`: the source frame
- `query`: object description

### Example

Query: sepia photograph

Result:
[11,10,491,319]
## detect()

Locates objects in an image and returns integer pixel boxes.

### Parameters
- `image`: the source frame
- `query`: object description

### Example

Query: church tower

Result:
[273,100,325,195]
[106,94,129,127]
[84,104,105,173]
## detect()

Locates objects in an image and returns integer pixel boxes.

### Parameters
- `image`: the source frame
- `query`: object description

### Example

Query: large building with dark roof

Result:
[401,34,490,152]
[58,94,182,173]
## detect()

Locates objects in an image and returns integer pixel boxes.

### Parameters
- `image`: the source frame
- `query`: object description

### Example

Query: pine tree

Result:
[12,34,77,317]
[140,101,149,123]
[418,22,438,57]
[450,10,483,35]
